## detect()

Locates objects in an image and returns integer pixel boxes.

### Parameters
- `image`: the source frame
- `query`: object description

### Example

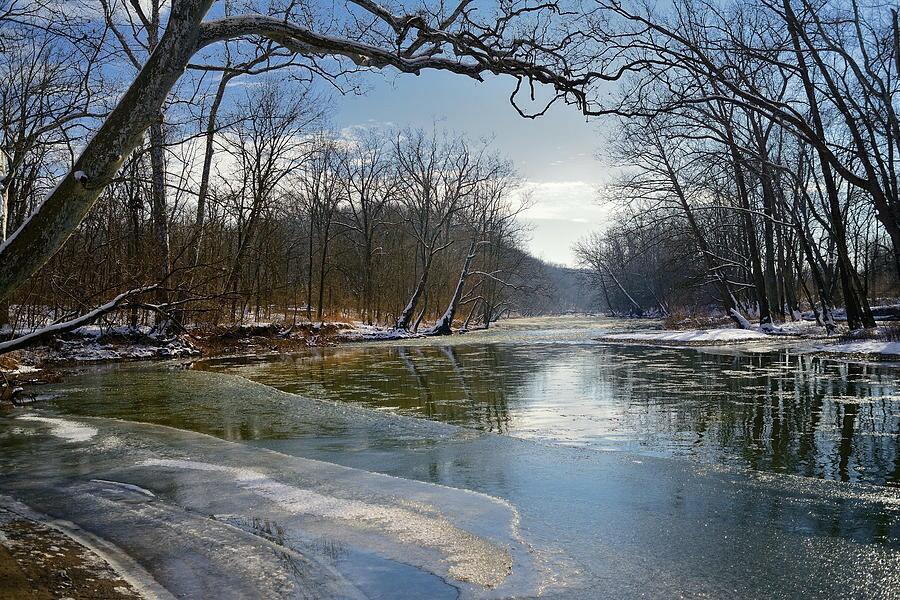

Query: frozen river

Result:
[2,316,898,598]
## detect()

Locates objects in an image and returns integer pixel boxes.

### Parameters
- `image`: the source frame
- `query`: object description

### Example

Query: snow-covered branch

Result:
[0,285,157,355]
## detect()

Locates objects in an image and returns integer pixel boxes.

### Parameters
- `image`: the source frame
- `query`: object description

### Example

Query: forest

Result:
[575,0,900,329]
[0,0,898,346]
[0,1,595,342]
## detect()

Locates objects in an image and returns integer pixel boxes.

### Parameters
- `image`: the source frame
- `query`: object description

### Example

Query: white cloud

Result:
[513,180,612,266]
[516,180,607,222]
[338,121,397,141]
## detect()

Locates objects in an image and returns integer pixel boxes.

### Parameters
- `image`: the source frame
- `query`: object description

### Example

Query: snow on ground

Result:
[601,328,772,344]
[50,336,199,363]
[601,322,900,356]
[337,323,423,342]
[759,320,825,336]
[2,365,40,375]
[814,341,900,357]
[814,303,900,322]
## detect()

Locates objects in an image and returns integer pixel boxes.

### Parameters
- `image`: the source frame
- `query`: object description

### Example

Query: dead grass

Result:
[188,321,351,357]
[0,513,142,600]
[663,309,732,330]
[0,352,26,372]
[836,324,900,343]
[881,325,900,342]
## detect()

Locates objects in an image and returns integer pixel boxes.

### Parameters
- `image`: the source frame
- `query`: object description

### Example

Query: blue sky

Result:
[329,70,614,266]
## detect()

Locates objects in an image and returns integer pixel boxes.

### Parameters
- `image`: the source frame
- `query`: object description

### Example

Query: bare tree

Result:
[338,129,396,324]
[294,136,345,322]
[393,129,486,330]
[218,79,322,319]
[427,158,517,335]
[0,0,602,305]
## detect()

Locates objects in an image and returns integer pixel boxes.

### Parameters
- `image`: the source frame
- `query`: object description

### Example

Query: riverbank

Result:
[0,320,421,402]
[5,313,900,406]
[7,313,900,403]
[0,499,145,600]
[594,320,900,359]
[2,333,898,598]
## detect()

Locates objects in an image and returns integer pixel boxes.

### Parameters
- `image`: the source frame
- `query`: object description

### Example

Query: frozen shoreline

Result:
[597,324,900,358]
[2,410,538,598]
[813,340,900,358]
[0,320,413,385]
[4,316,899,391]
[598,328,772,344]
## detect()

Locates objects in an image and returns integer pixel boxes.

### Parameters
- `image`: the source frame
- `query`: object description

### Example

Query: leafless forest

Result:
[575,0,900,330]
[0,0,898,345]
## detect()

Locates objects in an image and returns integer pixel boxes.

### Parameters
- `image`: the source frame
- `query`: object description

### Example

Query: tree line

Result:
[576,0,899,330]
[0,0,610,337]
[2,0,897,343]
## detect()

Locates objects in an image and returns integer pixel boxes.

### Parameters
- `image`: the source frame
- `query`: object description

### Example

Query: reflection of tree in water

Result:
[222,344,899,486]
[605,350,899,486]
[395,345,511,433]
[479,346,511,433]
[443,345,510,434]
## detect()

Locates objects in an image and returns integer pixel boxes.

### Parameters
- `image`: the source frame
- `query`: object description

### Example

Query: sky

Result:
[329,70,615,267]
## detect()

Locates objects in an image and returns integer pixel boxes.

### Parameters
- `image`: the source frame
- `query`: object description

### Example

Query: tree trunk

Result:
[316,225,331,322]
[148,122,171,325]
[0,0,215,303]
[306,213,314,321]
[427,239,476,336]
[0,150,9,242]
[362,239,373,324]
[726,139,773,327]
[0,152,9,329]
[413,289,429,332]
[598,272,614,315]
[604,264,643,317]
[127,158,141,329]
[463,298,481,330]
[190,72,232,268]
[223,195,264,312]
[396,253,432,330]
[659,143,750,328]
[756,155,782,321]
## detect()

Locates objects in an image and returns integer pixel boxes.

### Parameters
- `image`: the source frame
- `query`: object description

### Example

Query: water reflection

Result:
[203,343,900,486]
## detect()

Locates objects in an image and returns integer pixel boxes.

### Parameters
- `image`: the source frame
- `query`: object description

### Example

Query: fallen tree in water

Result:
[0,286,157,355]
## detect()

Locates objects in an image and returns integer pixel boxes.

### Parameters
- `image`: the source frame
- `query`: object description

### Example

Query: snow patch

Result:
[17,415,98,443]
[728,308,753,330]
[339,323,422,341]
[2,365,40,375]
[602,328,771,344]
[815,341,900,357]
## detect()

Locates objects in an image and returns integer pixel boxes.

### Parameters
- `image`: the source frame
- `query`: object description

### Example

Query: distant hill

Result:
[510,252,602,315]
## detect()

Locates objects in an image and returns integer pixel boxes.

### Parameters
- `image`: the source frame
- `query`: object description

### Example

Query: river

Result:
[1,316,898,598]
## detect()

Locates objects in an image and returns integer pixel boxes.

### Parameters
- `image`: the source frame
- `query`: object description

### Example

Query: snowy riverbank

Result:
[598,328,772,345]
[0,320,423,392]
[596,324,900,358]
[812,340,900,358]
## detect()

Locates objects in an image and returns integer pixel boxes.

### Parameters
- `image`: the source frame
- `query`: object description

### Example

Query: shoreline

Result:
[0,497,148,600]
[594,325,900,359]
[4,315,900,403]
[0,320,421,403]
